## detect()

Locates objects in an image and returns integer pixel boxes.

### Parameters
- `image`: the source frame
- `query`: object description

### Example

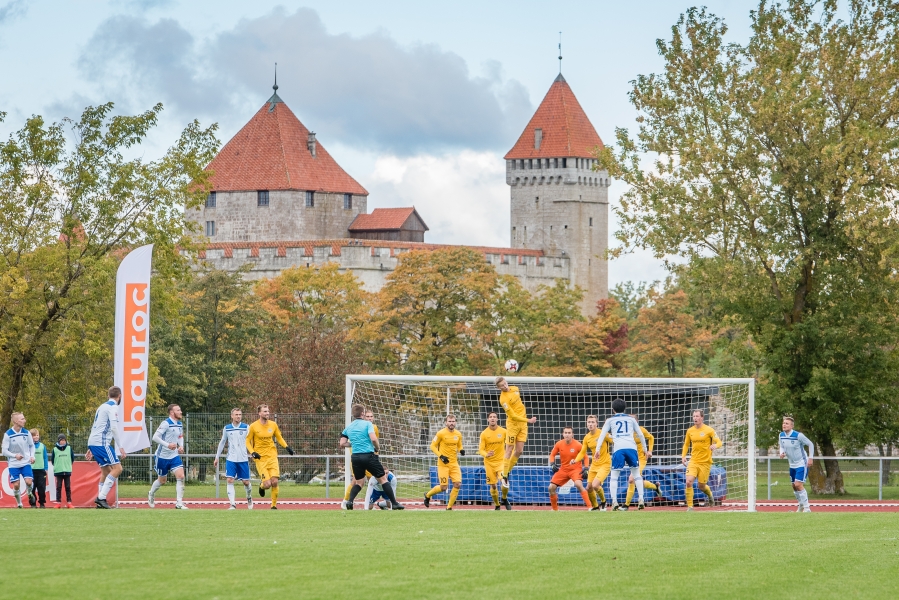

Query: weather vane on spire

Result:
[558,32,562,74]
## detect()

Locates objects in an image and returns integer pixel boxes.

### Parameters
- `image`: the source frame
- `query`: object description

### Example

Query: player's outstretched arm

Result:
[573,440,588,464]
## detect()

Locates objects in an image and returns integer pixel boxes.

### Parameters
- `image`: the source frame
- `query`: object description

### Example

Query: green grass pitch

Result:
[2,510,896,599]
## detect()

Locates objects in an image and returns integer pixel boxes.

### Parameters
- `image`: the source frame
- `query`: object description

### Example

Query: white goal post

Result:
[345,376,756,511]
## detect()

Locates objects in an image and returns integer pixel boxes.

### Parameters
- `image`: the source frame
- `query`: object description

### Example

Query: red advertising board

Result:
[0,461,116,508]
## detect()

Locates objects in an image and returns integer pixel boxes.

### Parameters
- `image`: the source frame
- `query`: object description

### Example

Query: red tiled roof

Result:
[206,97,368,195]
[348,207,429,232]
[505,74,603,160]
[199,239,544,259]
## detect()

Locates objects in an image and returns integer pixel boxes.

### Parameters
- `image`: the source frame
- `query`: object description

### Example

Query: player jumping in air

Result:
[576,415,614,510]
[85,387,127,509]
[148,404,188,510]
[625,414,660,506]
[495,376,537,490]
[597,399,649,511]
[479,412,510,510]
[342,409,379,509]
[340,403,404,510]
[247,404,294,510]
[424,414,465,510]
[681,408,722,510]
[214,407,253,510]
[779,416,814,513]
[548,426,592,510]
[2,411,36,508]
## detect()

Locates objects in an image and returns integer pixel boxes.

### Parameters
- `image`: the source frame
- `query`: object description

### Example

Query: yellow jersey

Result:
[430,427,464,464]
[246,419,287,458]
[575,429,613,465]
[635,426,655,459]
[499,386,528,424]
[478,426,506,464]
[682,424,721,465]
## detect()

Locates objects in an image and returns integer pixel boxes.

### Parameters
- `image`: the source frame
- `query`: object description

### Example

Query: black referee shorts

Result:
[351,452,385,480]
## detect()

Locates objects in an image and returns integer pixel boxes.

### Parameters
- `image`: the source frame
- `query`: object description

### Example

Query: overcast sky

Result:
[0,0,756,288]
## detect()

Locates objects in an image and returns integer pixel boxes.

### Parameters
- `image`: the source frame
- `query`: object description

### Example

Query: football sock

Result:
[799,489,809,507]
[149,480,162,495]
[176,479,184,503]
[502,458,510,476]
[504,456,519,478]
[596,485,606,504]
[227,482,235,503]
[700,483,713,501]
[98,475,116,500]
[685,486,694,508]
[270,486,279,506]
[793,490,802,506]
[26,483,33,494]
[632,468,644,503]
[447,486,459,509]
[579,489,592,508]
[348,484,363,503]
[244,482,252,498]
[550,494,559,511]
[644,480,658,491]
[489,487,499,506]
[381,481,400,505]
[609,469,620,504]
[425,485,442,499]
[626,482,636,505]
[587,487,598,508]
[13,488,21,503]
[344,484,353,502]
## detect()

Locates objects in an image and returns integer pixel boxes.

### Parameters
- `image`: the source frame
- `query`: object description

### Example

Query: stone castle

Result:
[189,74,609,313]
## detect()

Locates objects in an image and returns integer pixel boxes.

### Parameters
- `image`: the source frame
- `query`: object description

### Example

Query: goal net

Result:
[346,376,756,511]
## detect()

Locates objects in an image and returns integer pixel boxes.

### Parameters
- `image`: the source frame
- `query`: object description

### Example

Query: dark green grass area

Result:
[2,511,896,600]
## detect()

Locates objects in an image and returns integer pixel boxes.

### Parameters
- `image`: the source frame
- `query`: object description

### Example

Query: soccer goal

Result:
[346,376,756,511]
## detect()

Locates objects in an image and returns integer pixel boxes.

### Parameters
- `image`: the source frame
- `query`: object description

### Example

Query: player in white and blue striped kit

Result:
[214,408,253,510]
[2,411,36,508]
[779,416,814,512]
[148,404,187,509]
[596,398,649,511]
[86,387,126,509]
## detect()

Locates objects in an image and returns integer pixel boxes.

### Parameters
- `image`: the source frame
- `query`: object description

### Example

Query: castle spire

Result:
[267,62,283,109]
[558,32,562,75]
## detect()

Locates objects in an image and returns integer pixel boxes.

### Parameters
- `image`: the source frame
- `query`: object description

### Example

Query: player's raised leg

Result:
[495,377,537,490]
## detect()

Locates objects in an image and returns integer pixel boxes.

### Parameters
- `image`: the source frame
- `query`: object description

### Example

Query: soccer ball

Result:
[504,359,519,372]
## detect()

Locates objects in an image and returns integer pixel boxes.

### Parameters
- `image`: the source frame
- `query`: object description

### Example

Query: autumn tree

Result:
[599,0,899,492]
[0,105,218,428]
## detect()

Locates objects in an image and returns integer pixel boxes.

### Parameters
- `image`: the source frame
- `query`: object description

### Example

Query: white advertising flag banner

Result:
[113,244,153,453]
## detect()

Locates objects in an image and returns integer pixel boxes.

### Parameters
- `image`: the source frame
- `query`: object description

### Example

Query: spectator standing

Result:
[51,434,74,508]
[29,429,49,508]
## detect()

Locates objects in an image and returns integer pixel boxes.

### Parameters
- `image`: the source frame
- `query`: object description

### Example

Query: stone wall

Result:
[188,190,368,243]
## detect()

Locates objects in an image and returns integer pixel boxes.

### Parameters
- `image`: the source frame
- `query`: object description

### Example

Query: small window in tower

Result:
[554,158,559,168]
[564,225,568,229]
[562,158,567,168]
[344,193,353,209]
[534,128,543,150]
[205,221,216,237]
[305,191,315,207]
[589,217,593,227]
[206,192,216,208]
[511,160,516,170]
[257,190,269,206]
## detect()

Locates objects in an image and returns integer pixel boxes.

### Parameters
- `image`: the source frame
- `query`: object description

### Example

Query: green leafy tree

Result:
[0,104,218,428]
[599,0,899,492]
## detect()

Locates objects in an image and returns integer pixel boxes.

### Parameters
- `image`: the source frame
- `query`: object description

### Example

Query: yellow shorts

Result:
[588,462,611,484]
[484,461,503,485]
[254,456,280,480]
[506,422,528,444]
[687,462,711,484]
[437,462,462,485]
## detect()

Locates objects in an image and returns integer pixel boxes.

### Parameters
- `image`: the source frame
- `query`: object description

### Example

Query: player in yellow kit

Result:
[681,408,722,510]
[625,414,660,506]
[246,404,294,509]
[495,376,537,489]
[575,415,614,510]
[424,414,464,510]
[479,412,510,510]
[343,409,380,509]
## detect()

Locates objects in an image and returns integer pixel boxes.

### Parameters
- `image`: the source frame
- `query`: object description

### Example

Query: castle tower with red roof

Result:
[189,82,369,242]
[505,73,608,313]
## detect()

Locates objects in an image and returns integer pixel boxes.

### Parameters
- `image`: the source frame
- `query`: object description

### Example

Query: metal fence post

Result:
[879,458,883,501]
[325,456,330,499]
[767,457,771,500]
[185,414,190,483]
[149,416,154,485]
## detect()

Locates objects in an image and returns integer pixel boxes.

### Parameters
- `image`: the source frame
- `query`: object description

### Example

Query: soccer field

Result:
[2,511,895,599]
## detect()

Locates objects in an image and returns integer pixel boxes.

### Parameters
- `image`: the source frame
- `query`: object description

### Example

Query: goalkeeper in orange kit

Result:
[548,426,592,510]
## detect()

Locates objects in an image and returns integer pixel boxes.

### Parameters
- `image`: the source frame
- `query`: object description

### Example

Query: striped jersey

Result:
[2,427,35,468]
[216,422,249,463]
[152,418,184,459]
[88,400,123,448]
[779,430,814,469]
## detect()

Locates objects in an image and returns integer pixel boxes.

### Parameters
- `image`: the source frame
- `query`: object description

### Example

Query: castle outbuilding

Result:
[192,75,607,315]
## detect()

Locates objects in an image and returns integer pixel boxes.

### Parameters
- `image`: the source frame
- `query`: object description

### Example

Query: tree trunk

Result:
[1,359,28,431]
[809,437,845,494]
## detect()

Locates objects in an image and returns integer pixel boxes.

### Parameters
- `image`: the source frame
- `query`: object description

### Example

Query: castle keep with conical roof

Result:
[192,75,608,315]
